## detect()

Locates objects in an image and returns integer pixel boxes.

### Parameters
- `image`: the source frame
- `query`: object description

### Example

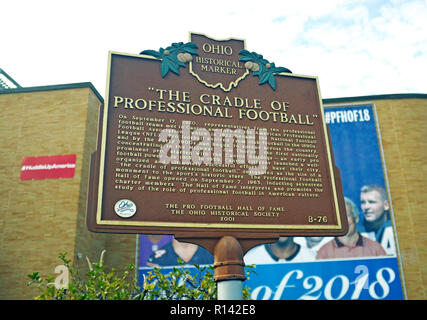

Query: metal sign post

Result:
[213,236,245,300]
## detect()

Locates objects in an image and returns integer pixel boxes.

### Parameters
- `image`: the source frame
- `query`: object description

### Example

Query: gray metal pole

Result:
[217,280,243,300]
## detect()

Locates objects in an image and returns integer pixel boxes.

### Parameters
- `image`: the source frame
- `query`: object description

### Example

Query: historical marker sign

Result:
[87,33,348,239]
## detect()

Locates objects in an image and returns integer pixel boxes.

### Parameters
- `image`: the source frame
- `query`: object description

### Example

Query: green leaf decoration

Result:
[140,42,199,78]
[259,69,272,85]
[140,50,161,59]
[268,73,276,89]
[239,50,292,90]
[274,66,292,73]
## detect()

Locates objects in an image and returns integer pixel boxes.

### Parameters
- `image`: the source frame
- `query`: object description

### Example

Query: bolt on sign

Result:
[86,33,348,241]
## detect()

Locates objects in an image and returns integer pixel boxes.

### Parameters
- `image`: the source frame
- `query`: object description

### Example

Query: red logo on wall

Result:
[20,154,76,180]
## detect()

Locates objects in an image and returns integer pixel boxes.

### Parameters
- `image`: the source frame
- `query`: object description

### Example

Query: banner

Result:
[242,103,404,300]
[246,257,402,300]
[20,154,76,180]
[138,103,405,300]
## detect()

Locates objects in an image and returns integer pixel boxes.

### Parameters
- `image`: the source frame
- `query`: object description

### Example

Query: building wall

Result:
[324,96,427,299]
[0,84,425,299]
[0,84,135,299]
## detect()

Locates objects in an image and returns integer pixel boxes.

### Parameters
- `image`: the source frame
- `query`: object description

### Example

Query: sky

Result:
[2,0,427,99]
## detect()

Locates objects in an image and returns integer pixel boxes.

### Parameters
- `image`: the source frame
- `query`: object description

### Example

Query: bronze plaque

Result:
[87,33,348,239]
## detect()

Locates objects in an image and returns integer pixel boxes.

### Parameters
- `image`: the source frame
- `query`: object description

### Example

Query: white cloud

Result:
[1,0,426,97]
[279,0,427,96]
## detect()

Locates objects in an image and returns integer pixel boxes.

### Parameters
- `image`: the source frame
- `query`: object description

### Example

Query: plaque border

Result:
[95,51,343,232]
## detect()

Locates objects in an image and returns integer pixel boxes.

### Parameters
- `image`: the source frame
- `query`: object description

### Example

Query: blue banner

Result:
[138,103,405,300]
[325,105,386,209]
[243,104,404,300]
[246,257,402,300]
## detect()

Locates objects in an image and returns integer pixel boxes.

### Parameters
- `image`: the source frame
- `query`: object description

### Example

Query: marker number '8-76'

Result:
[308,215,328,223]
